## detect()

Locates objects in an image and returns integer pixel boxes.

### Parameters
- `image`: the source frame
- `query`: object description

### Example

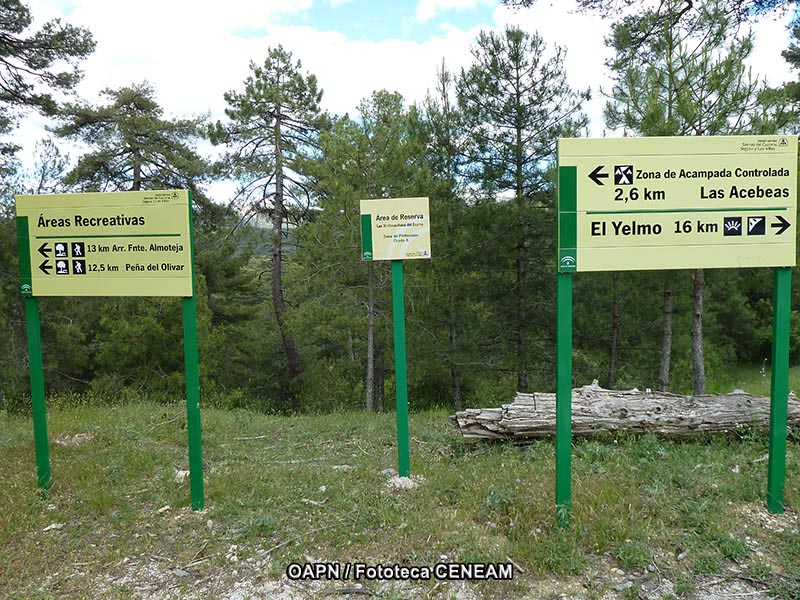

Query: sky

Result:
[18,0,798,199]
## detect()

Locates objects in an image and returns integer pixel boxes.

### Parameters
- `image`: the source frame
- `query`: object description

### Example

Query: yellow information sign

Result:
[557,135,798,272]
[16,190,194,296]
[360,197,431,261]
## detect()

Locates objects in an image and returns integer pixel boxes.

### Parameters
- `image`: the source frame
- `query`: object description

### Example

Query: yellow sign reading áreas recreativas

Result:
[16,189,194,297]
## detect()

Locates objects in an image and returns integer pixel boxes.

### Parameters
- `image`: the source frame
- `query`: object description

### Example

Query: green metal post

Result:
[556,272,573,527]
[182,191,204,510]
[24,297,51,493]
[767,266,791,513]
[391,260,411,478]
[182,296,204,510]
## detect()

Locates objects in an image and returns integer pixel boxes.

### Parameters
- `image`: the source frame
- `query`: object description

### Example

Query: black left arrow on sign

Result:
[772,215,791,236]
[589,165,608,186]
[38,242,51,258]
[39,260,52,275]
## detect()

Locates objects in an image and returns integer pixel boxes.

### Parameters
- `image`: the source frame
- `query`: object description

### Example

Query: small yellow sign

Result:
[558,135,798,272]
[360,197,431,261]
[16,190,194,296]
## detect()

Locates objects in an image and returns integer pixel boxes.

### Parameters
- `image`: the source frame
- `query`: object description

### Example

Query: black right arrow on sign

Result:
[772,215,791,236]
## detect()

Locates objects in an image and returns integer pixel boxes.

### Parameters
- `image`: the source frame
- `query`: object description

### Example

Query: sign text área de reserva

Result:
[360,197,432,262]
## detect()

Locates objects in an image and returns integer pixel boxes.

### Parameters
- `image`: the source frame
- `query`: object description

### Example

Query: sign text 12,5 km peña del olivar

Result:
[557,135,798,273]
[16,190,193,297]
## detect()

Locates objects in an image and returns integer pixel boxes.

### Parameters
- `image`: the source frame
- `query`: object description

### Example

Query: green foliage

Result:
[294,90,430,411]
[605,0,787,137]
[209,45,325,205]
[459,26,589,193]
[0,0,94,169]
[503,1,799,30]
[457,26,588,392]
[52,82,208,192]
[91,297,186,395]
[2,11,798,413]
[0,208,26,405]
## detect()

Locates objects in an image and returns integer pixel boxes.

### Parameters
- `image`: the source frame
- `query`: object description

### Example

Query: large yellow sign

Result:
[16,190,194,296]
[360,197,431,261]
[558,135,798,272]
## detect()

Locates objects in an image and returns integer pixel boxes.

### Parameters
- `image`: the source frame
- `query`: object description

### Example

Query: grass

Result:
[704,362,800,396]
[0,397,799,598]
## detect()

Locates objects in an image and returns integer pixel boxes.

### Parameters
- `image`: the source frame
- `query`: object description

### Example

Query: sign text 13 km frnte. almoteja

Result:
[555,135,797,527]
[16,190,205,509]
[360,197,431,478]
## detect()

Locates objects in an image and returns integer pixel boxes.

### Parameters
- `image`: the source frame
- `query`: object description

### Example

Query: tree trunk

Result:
[515,110,528,394]
[451,364,462,413]
[449,284,462,411]
[608,272,620,389]
[692,268,705,395]
[375,341,385,413]
[347,329,356,363]
[658,273,673,392]
[272,114,302,409]
[131,159,142,191]
[517,243,528,393]
[365,264,376,412]
[452,381,800,440]
[447,198,462,411]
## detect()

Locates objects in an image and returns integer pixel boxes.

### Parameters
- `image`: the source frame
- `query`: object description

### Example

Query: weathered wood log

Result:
[452,381,800,440]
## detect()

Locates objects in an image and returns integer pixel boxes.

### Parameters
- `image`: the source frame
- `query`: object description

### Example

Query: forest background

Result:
[2,0,800,415]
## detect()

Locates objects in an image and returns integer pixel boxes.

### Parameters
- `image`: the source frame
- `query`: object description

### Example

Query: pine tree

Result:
[0,0,93,172]
[209,46,326,408]
[297,90,428,411]
[52,82,207,193]
[421,64,470,409]
[605,0,790,393]
[457,26,588,393]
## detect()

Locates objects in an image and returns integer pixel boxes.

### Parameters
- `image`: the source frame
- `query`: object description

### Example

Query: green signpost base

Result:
[24,297,51,494]
[392,260,411,478]
[360,198,429,480]
[767,266,792,514]
[555,272,573,528]
[17,189,205,510]
[555,136,796,527]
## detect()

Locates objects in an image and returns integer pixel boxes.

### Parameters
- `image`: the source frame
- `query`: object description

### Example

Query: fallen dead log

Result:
[452,381,800,441]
